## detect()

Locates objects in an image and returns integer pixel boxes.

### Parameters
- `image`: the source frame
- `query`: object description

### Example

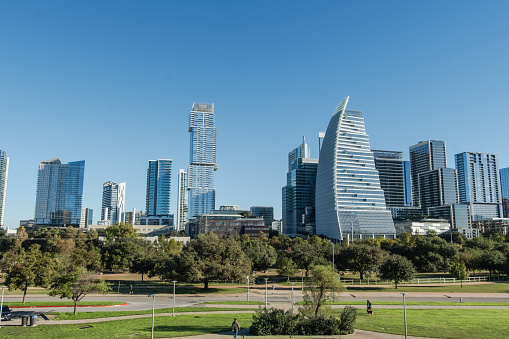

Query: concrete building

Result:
[186,214,268,239]
[101,181,126,225]
[80,208,93,228]
[176,169,188,232]
[0,150,9,226]
[394,219,450,236]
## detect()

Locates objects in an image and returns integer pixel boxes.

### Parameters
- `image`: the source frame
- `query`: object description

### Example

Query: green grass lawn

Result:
[200,301,265,305]
[346,282,509,293]
[352,308,509,339]
[0,313,254,339]
[296,300,509,306]
[53,307,260,320]
[8,301,124,307]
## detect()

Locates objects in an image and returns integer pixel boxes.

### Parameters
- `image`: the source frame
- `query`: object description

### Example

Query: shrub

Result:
[250,308,298,335]
[339,306,357,334]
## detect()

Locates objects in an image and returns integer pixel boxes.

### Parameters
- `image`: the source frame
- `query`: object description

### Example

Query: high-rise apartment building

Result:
[80,208,93,228]
[0,150,9,226]
[35,159,85,227]
[282,138,318,236]
[403,161,412,206]
[372,150,406,207]
[101,181,126,224]
[146,160,172,217]
[455,152,503,221]
[417,168,458,208]
[176,169,188,231]
[500,167,509,218]
[409,140,447,207]
[188,103,217,218]
[315,97,395,242]
[250,206,274,227]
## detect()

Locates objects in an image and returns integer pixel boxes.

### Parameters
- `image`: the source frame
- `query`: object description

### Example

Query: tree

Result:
[378,254,415,289]
[301,265,345,317]
[276,255,297,282]
[49,266,111,314]
[0,244,55,303]
[339,244,387,279]
[478,250,505,278]
[105,222,139,240]
[241,238,277,272]
[176,232,251,289]
[450,262,469,287]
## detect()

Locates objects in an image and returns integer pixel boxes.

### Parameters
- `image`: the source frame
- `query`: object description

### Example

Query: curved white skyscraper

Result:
[315,97,396,242]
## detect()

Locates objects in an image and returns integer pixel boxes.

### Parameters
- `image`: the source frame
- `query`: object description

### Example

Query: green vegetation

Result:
[0,313,255,339]
[346,282,509,293]
[8,301,123,307]
[297,300,509,306]
[201,301,265,305]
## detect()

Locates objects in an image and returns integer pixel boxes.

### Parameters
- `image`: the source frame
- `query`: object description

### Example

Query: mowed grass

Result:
[352,308,509,339]
[346,282,509,293]
[53,307,259,320]
[296,301,509,306]
[8,301,124,307]
[0,313,254,339]
[201,301,265,305]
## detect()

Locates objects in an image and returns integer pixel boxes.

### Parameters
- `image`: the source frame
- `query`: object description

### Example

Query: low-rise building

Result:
[394,218,450,236]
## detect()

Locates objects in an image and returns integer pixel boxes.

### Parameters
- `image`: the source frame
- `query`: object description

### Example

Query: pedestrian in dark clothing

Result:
[366,300,373,315]
[232,318,240,338]
[129,284,133,295]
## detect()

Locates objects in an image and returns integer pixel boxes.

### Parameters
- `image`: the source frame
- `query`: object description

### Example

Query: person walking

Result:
[231,318,240,338]
[129,284,133,295]
[366,300,373,315]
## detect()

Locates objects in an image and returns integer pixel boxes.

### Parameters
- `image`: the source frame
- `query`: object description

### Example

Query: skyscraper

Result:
[417,168,458,208]
[35,159,85,227]
[0,150,9,226]
[409,140,447,207]
[455,152,503,221]
[250,206,274,227]
[101,181,126,224]
[146,160,172,217]
[372,150,406,207]
[282,137,318,236]
[176,169,188,231]
[80,207,93,228]
[188,102,217,218]
[500,167,509,218]
[315,97,395,242]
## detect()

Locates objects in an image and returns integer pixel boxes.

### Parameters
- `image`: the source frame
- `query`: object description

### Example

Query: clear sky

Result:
[1,1,509,228]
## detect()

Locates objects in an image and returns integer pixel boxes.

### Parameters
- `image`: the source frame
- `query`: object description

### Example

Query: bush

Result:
[250,307,357,336]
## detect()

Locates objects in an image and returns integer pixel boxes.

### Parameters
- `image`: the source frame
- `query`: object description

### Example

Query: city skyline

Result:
[2,1,509,228]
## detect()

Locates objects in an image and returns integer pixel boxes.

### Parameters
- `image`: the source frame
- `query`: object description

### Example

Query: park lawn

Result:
[8,301,124,307]
[201,301,265,305]
[53,307,259,320]
[0,313,254,339]
[346,282,509,293]
[108,286,249,295]
[296,301,509,306]
[353,308,509,339]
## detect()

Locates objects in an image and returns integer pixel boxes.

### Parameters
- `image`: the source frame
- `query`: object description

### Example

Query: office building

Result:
[0,150,9,226]
[500,167,509,218]
[282,137,318,236]
[34,159,85,227]
[186,214,268,239]
[315,97,396,242]
[455,152,503,221]
[124,209,143,225]
[176,169,188,231]
[403,161,412,206]
[101,181,126,224]
[409,140,447,207]
[146,160,172,217]
[394,219,451,236]
[188,102,217,218]
[250,206,274,227]
[80,208,93,228]
[418,168,458,208]
[373,150,406,207]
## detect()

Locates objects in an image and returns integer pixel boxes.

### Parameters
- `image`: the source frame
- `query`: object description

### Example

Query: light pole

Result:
[148,294,156,339]
[290,282,296,313]
[331,240,335,302]
[264,278,268,308]
[247,276,250,302]
[171,281,177,316]
[0,286,6,327]
[301,270,306,292]
[401,292,408,339]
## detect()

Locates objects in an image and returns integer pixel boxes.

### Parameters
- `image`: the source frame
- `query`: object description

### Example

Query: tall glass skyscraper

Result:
[146,160,172,217]
[409,140,447,207]
[455,152,503,221]
[101,181,126,224]
[315,97,395,242]
[500,167,509,218]
[35,159,85,227]
[188,103,217,218]
[176,169,188,231]
[0,150,9,226]
[372,150,406,207]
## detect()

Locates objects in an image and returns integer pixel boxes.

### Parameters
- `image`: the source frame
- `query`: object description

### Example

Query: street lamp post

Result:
[247,276,250,302]
[301,270,305,292]
[0,286,6,327]
[171,281,177,316]
[401,292,408,339]
[331,240,335,302]
[148,294,156,339]
[264,278,269,308]
[290,282,296,313]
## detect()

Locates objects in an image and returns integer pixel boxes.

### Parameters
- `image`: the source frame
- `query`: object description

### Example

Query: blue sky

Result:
[1,1,509,228]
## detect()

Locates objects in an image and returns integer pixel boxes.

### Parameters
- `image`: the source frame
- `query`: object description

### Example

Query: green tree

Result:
[378,254,415,289]
[105,223,139,240]
[301,265,345,317]
[241,238,277,272]
[478,250,505,278]
[49,266,111,314]
[176,232,251,289]
[339,244,387,279]
[450,262,469,287]
[276,255,297,282]
[0,244,56,303]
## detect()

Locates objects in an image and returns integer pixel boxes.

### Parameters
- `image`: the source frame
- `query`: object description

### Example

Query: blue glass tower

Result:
[0,150,9,226]
[35,159,85,227]
[188,103,216,218]
[146,160,172,216]
[315,97,396,242]
[500,167,509,218]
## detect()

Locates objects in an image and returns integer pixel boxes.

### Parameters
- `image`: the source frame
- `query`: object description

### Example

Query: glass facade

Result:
[403,161,412,206]
[500,167,509,218]
[250,206,274,227]
[146,160,172,216]
[0,150,8,226]
[409,140,447,207]
[455,152,503,221]
[188,103,216,217]
[176,169,188,231]
[373,150,406,207]
[315,97,396,242]
[418,168,458,208]
[101,181,126,224]
[35,159,85,227]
